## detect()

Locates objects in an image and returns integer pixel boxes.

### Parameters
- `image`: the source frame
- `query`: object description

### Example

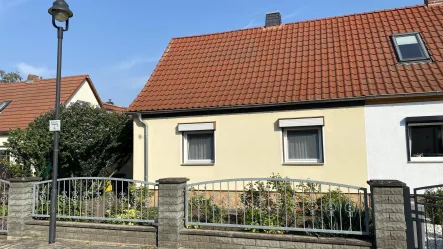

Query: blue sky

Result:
[0,0,420,106]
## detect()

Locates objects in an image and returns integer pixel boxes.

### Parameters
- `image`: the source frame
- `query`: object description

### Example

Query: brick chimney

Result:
[27,74,41,82]
[426,0,443,5]
[265,12,282,27]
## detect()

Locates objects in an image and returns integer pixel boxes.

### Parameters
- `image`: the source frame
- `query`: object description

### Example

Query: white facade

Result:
[365,100,443,189]
[0,135,7,148]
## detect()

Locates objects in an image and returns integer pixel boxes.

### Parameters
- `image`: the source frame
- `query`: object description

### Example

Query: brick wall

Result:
[180,229,373,249]
[24,220,157,246]
[426,0,443,5]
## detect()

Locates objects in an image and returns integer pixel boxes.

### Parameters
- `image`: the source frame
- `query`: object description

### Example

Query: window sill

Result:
[396,59,432,66]
[408,161,443,164]
[181,163,215,166]
[283,162,324,166]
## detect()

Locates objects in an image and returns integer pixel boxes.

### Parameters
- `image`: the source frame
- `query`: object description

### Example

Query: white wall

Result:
[365,100,443,189]
[67,80,100,107]
[0,135,7,147]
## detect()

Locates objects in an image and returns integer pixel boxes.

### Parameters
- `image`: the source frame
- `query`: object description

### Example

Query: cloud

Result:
[115,56,159,70]
[16,62,54,77]
[243,19,259,29]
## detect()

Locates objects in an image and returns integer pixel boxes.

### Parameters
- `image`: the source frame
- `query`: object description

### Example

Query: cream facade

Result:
[133,106,368,187]
[67,80,101,107]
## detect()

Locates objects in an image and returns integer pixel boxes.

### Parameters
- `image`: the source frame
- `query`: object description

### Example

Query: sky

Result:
[0,0,421,107]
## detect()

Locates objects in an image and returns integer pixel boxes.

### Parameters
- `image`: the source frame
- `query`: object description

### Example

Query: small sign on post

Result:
[49,120,61,132]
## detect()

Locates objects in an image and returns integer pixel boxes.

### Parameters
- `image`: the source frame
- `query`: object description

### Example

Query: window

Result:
[0,148,9,168]
[178,122,215,165]
[279,117,324,164]
[408,123,443,162]
[392,33,430,62]
[0,101,11,112]
[184,131,215,164]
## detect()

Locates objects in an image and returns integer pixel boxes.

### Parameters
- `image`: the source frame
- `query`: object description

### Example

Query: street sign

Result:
[49,120,61,132]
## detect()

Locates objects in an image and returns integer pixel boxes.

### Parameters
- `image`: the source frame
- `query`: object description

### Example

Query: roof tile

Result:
[129,4,443,112]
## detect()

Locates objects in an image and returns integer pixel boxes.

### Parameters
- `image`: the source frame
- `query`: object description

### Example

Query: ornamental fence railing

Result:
[414,184,443,249]
[185,178,370,235]
[0,179,9,232]
[32,177,158,224]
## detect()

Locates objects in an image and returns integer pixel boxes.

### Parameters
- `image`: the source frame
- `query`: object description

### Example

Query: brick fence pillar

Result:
[7,177,41,240]
[157,177,189,249]
[368,180,408,249]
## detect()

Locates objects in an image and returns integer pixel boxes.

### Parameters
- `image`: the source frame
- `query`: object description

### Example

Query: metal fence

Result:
[0,179,9,232]
[32,177,158,224]
[414,184,443,249]
[186,178,370,235]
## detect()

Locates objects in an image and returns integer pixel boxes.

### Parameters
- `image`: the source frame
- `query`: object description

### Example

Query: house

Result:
[0,74,109,164]
[103,99,127,113]
[128,1,443,188]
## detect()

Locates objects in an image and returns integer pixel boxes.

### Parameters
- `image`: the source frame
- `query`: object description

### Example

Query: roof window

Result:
[0,101,11,112]
[392,33,430,62]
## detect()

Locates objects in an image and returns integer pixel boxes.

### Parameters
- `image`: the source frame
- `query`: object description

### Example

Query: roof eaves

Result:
[131,91,443,115]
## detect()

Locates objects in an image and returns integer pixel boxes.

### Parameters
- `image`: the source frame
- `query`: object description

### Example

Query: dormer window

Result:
[392,33,430,62]
[0,101,11,112]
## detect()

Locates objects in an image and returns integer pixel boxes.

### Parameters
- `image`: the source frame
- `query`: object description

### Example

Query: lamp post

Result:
[47,0,73,244]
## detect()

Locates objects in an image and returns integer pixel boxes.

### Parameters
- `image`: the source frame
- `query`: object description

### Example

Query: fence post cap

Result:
[156,177,189,184]
[9,177,42,182]
[367,179,406,188]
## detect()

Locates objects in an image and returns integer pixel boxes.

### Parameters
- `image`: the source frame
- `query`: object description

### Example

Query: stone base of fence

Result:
[24,220,157,246]
[180,229,373,249]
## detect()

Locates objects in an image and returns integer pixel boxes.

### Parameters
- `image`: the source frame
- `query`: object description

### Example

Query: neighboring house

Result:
[0,74,102,165]
[128,1,443,187]
[103,100,127,113]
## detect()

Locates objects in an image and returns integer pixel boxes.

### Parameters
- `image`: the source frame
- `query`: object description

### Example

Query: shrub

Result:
[423,187,443,224]
[314,190,372,235]
[187,188,224,224]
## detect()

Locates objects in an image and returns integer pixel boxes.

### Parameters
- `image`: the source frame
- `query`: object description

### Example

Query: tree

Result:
[0,70,22,83]
[5,103,133,178]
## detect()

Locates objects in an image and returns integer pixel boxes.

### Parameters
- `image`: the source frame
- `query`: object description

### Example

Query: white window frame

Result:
[408,122,443,162]
[392,32,430,62]
[182,130,215,165]
[283,127,324,164]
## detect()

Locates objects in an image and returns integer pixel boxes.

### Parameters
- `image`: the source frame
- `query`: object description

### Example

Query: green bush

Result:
[35,183,157,225]
[314,190,367,232]
[0,205,7,217]
[187,188,224,224]
[423,187,443,224]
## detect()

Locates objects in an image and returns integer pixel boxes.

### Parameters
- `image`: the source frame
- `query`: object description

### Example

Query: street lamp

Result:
[48,0,73,244]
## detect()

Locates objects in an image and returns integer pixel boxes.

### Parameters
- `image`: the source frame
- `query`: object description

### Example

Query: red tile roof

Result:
[0,75,102,131]
[129,4,443,112]
[102,103,127,113]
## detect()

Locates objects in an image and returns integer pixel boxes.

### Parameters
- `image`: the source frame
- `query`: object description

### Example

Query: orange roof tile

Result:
[0,75,102,131]
[102,103,126,113]
[129,4,443,112]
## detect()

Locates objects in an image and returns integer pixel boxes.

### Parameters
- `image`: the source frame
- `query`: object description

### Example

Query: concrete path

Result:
[0,239,155,249]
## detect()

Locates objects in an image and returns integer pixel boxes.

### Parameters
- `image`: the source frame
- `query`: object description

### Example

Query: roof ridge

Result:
[172,4,425,40]
[0,74,89,85]
[103,102,126,108]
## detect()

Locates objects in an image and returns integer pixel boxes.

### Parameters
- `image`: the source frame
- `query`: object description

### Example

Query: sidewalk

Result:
[0,239,155,249]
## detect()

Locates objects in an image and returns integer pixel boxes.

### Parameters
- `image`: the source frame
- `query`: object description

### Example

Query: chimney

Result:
[426,0,443,5]
[265,12,282,27]
[106,99,114,105]
[27,74,41,82]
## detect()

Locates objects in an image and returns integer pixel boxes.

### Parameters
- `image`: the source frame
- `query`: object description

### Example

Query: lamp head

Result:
[48,0,73,22]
